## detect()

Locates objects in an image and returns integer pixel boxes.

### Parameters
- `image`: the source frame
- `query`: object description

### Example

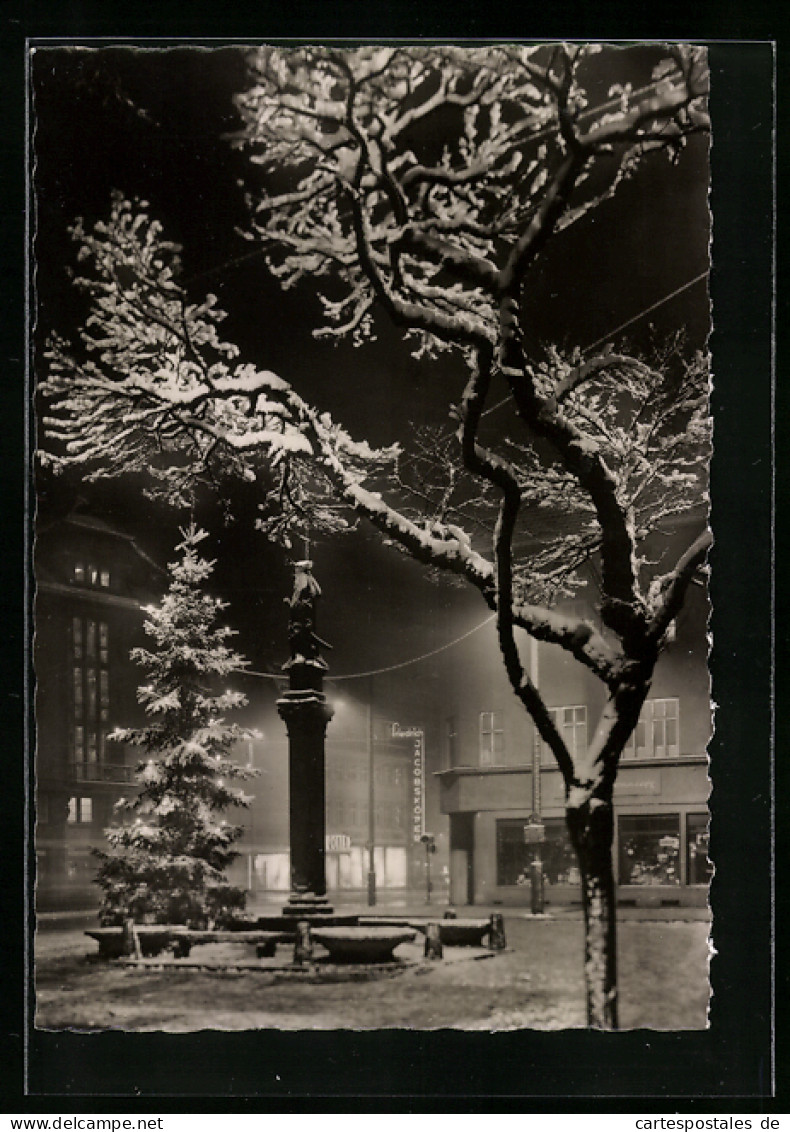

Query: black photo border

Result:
[1,3,780,1112]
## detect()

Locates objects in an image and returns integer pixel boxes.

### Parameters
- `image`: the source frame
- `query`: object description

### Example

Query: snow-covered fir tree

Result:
[94,524,258,928]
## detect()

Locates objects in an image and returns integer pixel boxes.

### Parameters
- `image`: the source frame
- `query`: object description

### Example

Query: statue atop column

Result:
[286,560,331,664]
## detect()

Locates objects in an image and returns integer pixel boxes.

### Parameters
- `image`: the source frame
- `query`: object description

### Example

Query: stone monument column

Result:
[277,560,335,918]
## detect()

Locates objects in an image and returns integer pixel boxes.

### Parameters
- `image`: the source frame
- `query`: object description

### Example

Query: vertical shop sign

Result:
[391,723,424,843]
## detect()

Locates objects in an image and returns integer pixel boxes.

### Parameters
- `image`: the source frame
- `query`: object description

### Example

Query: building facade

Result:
[227,684,445,901]
[34,515,444,909]
[434,566,712,908]
[34,513,163,911]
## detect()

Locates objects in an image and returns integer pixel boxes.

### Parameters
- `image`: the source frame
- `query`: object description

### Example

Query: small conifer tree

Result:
[94,524,258,928]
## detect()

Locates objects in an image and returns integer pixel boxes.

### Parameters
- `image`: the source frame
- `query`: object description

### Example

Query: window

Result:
[479,711,504,765]
[622,699,680,759]
[73,667,83,717]
[686,813,713,886]
[446,715,458,766]
[67,796,93,824]
[100,670,110,722]
[618,814,680,886]
[496,817,577,887]
[543,705,587,760]
[72,621,110,763]
[496,820,528,886]
[72,563,110,588]
[86,668,97,717]
[542,819,580,886]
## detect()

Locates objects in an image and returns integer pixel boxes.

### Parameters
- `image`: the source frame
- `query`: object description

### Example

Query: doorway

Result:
[449,811,476,905]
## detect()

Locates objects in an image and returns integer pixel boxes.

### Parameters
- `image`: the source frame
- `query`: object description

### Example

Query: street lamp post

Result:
[366,676,376,907]
[529,636,545,915]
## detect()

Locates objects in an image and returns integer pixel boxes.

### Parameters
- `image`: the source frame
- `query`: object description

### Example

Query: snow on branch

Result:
[233,45,707,360]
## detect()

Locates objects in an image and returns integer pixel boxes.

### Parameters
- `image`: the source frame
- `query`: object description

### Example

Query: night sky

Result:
[30,44,712,689]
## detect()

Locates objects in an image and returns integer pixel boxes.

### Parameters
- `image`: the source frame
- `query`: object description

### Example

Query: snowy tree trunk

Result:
[566,797,619,1030]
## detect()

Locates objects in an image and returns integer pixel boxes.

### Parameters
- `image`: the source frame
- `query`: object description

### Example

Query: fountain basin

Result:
[311,925,416,963]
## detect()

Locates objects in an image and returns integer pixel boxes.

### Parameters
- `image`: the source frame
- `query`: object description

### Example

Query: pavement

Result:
[35,893,711,931]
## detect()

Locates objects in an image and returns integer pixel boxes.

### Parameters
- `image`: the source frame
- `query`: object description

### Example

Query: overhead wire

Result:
[478,268,710,421]
[243,612,496,683]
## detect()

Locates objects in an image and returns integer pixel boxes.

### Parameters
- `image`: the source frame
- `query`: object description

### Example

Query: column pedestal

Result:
[277,671,335,919]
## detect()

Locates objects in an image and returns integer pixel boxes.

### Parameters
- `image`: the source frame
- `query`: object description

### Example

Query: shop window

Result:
[622,698,680,759]
[100,570,111,588]
[479,711,504,766]
[543,705,587,760]
[542,818,579,886]
[686,812,713,885]
[618,814,680,886]
[73,562,85,584]
[496,819,528,886]
[496,817,578,888]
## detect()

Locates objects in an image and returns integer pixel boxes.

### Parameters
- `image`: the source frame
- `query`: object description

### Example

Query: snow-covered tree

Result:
[93,524,258,929]
[41,43,711,1028]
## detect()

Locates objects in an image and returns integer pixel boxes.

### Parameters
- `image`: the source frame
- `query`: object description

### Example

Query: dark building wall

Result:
[34,515,163,911]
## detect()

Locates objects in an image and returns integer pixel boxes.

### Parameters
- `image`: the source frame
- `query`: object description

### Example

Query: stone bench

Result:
[413,918,492,947]
[86,926,288,961]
